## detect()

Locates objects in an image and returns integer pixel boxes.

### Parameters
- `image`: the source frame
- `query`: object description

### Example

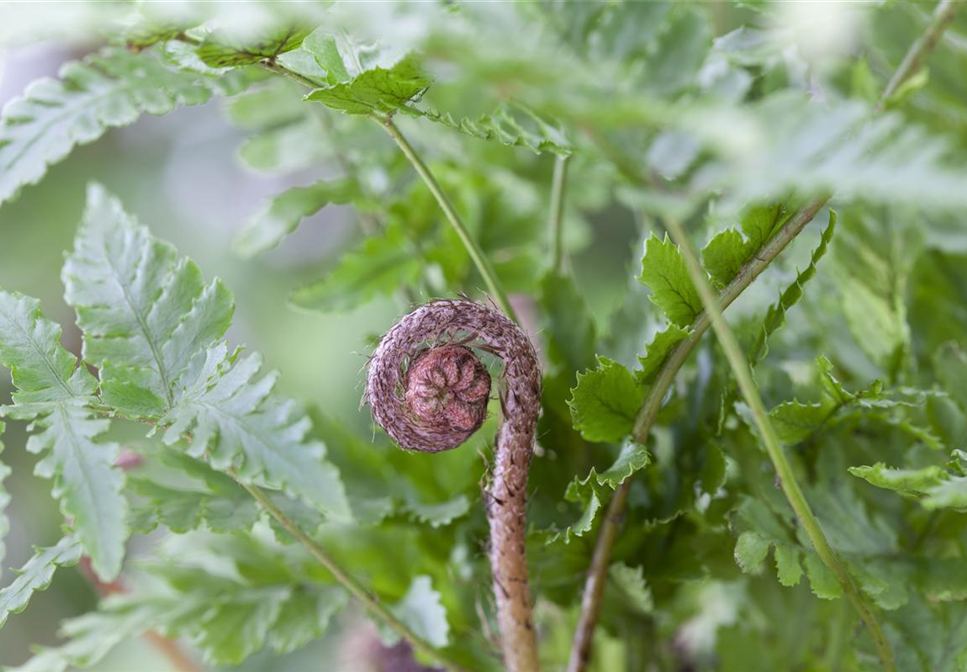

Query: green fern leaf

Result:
[850,457,967,511]
[0,292,127,579]
[126,448,261,535]
[160,344,352,522]
[63,183,235,416]
[62,186,352,522]
[636,324,690,384]
[196,26,312,68]
[14,533,349,669]
[569,357,644,443]
[749,211,836,364]
[383,575,451,649]
[0,48,237,209]
[305,53,430,115]
[290,222,422,312]
[234,178,362,258]
[404,105,572,155]
[639,233,703,328]
[0,535,83,629]
[702,227,752,289]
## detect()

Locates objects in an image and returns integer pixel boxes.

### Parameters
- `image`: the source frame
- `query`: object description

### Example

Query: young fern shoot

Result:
[366,299,542,672]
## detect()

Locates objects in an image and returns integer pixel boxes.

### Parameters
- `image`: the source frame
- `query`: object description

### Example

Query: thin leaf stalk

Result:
[548,154,570,274]
[569,1,962,664]
[662,214,895,671]
[377,116,518,322]
[566,195,828,672]
[877,0,966,111]
[231,474,471,672]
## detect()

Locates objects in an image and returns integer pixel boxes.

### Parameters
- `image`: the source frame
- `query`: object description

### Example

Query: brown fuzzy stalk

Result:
[366,299,542,672]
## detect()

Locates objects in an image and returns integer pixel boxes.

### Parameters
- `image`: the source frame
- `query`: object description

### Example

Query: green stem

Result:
[258,58,326,89]
[662,215,895,672]
[232,474,470,672]
[566,195,828,672]
[377,115,517,322]
[878,0,965,111]
[548,154,570,274]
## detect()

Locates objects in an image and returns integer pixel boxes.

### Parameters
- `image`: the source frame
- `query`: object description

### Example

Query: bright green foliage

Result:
[757,356,928,445]
[405,106,572,155]
[702,228,750,289]
[234,178,362,257]
[12,533,350,669]
[0,536,83,629]
[300,28,431,115]
[749,212,836,364]
[569,357,644,443]
[0,292,127,580]
[0,48,241,209]
[636,324,690,384]
[306,54,430,116]
[577,442,652,491]
[160,343,352,522]
[540,273,597,374]
[850,454,967,511]
[385,575,450,649]
[127,451,259,534]
[60,186,352,522]
[3,3,967,671]
[833,214,913,372]
[63,184,234,417]
[639,234,703,328]
[405,496,471,529]
[290,223,422,311]
[196,26,312,68]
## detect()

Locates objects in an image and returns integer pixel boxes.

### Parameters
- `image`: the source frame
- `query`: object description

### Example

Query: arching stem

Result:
[663,214,895,671]
[367,300,542,672]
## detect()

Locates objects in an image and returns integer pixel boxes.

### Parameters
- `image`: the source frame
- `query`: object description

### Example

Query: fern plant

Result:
[2,3,967,672]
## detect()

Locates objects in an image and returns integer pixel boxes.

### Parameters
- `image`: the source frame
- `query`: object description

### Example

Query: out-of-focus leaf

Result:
[234,178,362,257]
[0,536,83,629]
[196,26,312,68]
[290,223,421,312]
[0,48,240,209]
[384,575,450,649]
[0,292,127,580]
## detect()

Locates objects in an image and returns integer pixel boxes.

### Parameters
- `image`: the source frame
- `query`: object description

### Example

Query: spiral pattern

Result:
[366,299,542,672]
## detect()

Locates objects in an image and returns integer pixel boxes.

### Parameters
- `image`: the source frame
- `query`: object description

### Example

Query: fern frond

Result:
[0,48,245,208]
[0,292,127,580]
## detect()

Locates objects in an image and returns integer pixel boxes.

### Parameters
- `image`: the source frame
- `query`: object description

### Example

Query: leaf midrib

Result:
[98,238,175,409]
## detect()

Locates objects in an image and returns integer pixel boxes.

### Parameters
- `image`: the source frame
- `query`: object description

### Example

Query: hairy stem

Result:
[566,196,827,672]
[232,473,470,672]
[377,117,518,322]
[548,154,570,274]
[878,0,965,111]
[663,215,895,671]
[366,300,542,672]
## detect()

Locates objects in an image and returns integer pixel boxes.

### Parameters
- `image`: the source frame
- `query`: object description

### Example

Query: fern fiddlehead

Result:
[367,299,542,672]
